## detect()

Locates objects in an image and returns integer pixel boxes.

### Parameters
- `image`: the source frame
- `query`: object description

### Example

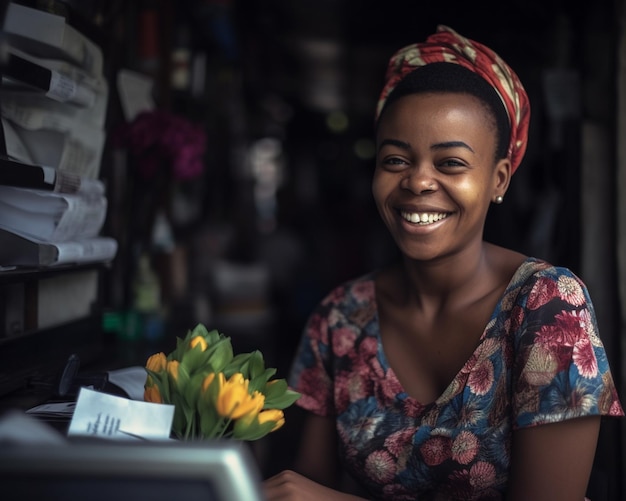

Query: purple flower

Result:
[114,110,207,181]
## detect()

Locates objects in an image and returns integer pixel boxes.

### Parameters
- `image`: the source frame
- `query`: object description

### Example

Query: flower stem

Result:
[206,417,226,439]
[184,414,195,440]
[217,418,232,439]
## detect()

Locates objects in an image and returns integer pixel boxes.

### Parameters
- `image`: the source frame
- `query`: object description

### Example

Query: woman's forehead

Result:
[378,93,497,132]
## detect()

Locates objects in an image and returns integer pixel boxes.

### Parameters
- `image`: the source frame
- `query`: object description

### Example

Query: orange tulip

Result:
[146,352,167,372]
[144,384,162,403]
[167,360,180,382]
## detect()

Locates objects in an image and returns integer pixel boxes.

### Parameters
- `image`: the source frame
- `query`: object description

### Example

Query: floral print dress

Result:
[288,257,624,500]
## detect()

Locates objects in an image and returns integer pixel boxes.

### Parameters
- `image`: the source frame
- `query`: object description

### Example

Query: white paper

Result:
[0,186,107,242]
[68,388,174,441]
[26,401,76,418]
[117,69,155,122]
[11,119,106,178]
[1,117,35,164]
[2,89,108,135]
[3,3,104,77]
[107,366,148,401]
[3,3,66,47]
[53,237,118,265]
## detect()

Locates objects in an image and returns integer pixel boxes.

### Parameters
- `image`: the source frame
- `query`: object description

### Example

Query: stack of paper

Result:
[0,3,116,268]
[0,186,116,267]
[1,3,108,180]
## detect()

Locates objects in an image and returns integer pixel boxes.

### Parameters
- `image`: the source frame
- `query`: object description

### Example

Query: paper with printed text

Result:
[68,387,174,440]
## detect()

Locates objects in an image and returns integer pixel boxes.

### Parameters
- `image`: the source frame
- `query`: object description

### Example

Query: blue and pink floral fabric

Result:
[289,258,624,500]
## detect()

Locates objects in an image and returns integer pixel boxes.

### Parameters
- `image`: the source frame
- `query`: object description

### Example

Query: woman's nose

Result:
[400,167,437,194]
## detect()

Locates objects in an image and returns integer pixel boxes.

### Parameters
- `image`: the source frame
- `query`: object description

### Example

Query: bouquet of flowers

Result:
[144,324,301,441]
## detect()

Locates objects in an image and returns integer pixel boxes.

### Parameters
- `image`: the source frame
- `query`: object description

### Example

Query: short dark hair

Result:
[377,62,511,162]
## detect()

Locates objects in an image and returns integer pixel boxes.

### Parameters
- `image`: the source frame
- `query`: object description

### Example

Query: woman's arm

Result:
[293,413,340,485]
[263,412,368,500]
[263,470,368,501]
[506,415,601,501]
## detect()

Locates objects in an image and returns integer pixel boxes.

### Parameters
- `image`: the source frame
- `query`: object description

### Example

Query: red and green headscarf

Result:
[375,25,531,174]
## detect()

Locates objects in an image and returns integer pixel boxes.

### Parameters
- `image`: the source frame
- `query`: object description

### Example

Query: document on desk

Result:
[67,387,174,440]
[107,365,148,401]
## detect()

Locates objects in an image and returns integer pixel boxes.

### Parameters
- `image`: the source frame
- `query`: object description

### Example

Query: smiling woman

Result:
[262,25,624,501]
[374,91,505,263]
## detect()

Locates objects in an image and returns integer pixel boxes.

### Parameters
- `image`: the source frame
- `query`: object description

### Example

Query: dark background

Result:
[1,1,624,499]
[98,1,623,497]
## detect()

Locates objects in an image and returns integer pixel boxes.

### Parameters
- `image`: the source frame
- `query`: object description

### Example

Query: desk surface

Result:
[0,334,157,422]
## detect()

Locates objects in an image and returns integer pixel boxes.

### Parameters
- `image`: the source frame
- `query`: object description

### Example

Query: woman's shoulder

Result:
[511,256,587,287]
[305,272,379,335]
[504,256,594,311]
[486,244,574,286]
[317,271,378,308]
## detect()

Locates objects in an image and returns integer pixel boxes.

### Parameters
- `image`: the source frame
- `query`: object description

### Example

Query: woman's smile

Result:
[399,210,449,225]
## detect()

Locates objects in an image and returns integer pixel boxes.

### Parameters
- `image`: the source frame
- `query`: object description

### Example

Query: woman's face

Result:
[373,92,510,262]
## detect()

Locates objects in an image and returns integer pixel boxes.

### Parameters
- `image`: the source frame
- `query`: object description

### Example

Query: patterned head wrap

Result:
[375,25,531,174]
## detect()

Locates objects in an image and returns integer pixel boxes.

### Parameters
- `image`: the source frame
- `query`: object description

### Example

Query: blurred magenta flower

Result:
[115,110,207,181]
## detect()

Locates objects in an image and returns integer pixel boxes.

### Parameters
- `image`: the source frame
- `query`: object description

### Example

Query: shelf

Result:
[0,261,111,284]
[0,313,105,397]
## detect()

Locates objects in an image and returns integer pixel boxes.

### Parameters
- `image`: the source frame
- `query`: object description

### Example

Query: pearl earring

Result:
[495,195,504,204]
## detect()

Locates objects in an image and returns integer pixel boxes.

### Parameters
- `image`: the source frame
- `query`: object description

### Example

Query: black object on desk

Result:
[55,353,109,398]
[0,438,265,501]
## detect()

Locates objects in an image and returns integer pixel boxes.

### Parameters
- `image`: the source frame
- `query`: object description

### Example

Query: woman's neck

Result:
[395,242,498,312]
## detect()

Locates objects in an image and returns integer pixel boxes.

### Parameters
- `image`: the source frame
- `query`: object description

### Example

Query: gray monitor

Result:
[0,438,265,501]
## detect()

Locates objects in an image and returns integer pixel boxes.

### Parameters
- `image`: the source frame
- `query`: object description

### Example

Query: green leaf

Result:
[170,393,188,438]
[232,418,276,441]
[181,344,206,374]
[169,334,189,361]
[174,362,191,391]
[199,406,222,438]
[264,388,301,410]
[263,378,287,398]
[204,338,234,372]
[248,369,276,393]
[224,352,252,378]
[191,323,210,339]
[247,351,266,379]
[200,373,220,408]
[183,373,204,409]
[205,327,223,345]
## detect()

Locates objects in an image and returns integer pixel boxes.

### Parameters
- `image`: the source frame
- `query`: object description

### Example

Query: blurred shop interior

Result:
[0,0,625,496]
[92,0,625,374]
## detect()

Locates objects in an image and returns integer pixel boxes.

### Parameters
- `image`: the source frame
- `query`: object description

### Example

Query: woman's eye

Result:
[380,157,407,169]
[438,158,466,169]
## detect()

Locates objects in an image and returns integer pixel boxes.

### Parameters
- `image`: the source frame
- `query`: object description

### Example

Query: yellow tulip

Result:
[228,372,245,386]
[258,409,285,431]
[202,373,215,392]
[215,373,265,419]
[237,391,265,419]
[144,384,162,403]
[190,336,208,351]
[167,360,180,382]
[146,352,167,372]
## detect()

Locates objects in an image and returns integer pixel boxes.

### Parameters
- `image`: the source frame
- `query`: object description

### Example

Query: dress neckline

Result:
[370,256,541,407]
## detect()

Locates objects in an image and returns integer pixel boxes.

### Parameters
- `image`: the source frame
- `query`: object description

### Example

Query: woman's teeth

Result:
[400,211,448,225]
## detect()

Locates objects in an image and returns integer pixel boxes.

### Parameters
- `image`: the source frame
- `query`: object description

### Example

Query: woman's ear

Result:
[493,158,512,200]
